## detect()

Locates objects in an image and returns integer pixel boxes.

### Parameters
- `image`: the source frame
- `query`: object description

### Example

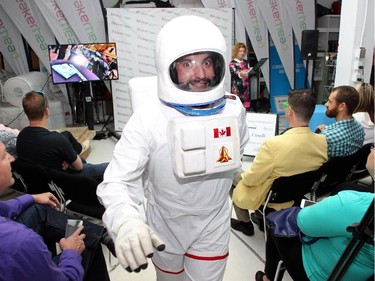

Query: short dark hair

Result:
[288,89,316,122]
[331,85,359,115]
[22,91,48,121]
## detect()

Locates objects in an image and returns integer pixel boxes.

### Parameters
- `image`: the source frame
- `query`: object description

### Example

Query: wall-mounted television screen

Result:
[48,43,118,84]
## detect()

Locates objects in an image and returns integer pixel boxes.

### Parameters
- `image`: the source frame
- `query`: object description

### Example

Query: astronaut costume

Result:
[97,15,249,281]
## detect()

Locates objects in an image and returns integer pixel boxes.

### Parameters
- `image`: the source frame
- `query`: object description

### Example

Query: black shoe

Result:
[255,271,266,281]
[101,231,117,257]
[230,218,254,236]
[250,213,264,232]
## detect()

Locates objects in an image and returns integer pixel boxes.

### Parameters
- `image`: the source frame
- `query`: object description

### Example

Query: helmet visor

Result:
[169,51,225,93]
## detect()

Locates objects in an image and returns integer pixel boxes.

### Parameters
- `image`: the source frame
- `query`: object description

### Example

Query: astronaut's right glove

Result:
[115,219,165,273]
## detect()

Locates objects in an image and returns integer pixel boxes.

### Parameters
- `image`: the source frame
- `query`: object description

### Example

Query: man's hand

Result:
[59,226,86,254]
[315,124,325,133]
[116,219,165,273]
[32,192,60,209]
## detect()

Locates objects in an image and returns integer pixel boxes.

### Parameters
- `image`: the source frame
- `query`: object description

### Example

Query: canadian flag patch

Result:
[213,127,231,138]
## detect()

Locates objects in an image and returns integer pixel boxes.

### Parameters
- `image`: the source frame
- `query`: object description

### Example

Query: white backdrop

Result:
[107,8,233,131]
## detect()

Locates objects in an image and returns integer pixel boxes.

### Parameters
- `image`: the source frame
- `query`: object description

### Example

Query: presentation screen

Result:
[48,43,118,84]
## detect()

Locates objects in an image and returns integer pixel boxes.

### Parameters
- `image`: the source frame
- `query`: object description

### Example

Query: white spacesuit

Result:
[97,15,249,281]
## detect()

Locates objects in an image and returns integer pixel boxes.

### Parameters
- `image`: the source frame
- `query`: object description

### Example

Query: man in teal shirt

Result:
[316,85,365,158]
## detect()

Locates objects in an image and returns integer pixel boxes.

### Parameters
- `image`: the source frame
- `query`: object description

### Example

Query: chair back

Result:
[11,158,105,219]
[327,199,374,281]
[347,143,373,182]
[313,153,359,197]
[268,167,324,204]
[11,158,53,194]
[48,169,105,219]
[261,167,324,242]
[48,169,101,206]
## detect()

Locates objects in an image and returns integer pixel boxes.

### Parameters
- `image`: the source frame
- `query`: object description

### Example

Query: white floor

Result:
[86,124,293,281]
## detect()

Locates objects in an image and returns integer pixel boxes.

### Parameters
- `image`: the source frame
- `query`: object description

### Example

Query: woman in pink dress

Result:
[229,43,251,110]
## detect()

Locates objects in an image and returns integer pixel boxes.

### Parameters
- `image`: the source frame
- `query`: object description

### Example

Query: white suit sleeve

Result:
[234,97,250,174]
[97,110,153,238]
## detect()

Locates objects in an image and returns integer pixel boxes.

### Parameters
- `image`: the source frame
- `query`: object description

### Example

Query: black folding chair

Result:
[11,158,53,194]
[11,158,105,220]
[347,143,373,183]
[327,199,374,281]
[260,167,324,241]
[312,153,359,200]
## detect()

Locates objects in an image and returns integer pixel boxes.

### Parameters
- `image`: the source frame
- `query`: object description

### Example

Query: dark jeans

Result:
[15,204,110,281]
[61,130,108,183]
[265,231,309,281]
[68,162,109,183]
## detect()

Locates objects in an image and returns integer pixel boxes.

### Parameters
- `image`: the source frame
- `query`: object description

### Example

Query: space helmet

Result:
[155,15,227,116]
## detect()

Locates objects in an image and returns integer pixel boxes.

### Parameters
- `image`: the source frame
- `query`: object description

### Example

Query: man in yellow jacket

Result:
[232,89,328,232]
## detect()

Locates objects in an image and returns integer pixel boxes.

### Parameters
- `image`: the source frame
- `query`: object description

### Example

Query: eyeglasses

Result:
[283,101,292,109]
[283,101,295,112]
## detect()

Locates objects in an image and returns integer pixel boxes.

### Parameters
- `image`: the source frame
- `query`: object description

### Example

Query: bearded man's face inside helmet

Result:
[175,53,214,92]
[170,51,224,93]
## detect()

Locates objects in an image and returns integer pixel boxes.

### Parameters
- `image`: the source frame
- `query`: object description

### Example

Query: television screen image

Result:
[48,43,119,84]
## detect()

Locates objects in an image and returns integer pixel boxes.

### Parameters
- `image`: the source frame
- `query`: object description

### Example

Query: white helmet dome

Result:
[155,15,227,115]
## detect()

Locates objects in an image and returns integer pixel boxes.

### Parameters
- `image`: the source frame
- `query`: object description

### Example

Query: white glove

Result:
[115,219,165,272]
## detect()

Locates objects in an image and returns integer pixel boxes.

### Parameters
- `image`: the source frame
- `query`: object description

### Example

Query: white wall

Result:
[335,0,374,86]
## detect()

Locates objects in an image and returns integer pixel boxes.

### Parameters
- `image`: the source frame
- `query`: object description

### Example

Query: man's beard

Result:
[179,78,212,92]
[326,106,338,118]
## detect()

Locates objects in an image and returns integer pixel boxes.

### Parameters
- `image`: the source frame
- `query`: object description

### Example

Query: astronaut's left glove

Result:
[115,219,165,273]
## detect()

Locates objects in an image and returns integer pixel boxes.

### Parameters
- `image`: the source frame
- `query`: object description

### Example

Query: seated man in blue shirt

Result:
[316,85,365,158]
[17,90,108,182]
[0,141,112,281]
